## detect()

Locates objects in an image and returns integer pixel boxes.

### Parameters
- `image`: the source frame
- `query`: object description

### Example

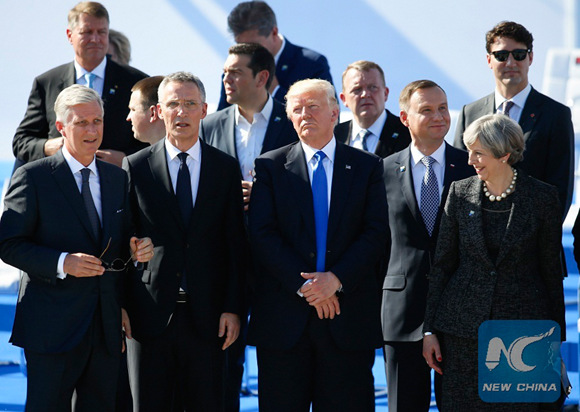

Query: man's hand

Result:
[43,137,64,156]
[63,253,105,277]
[300,271,342,305]
[242,180,253,212]
[121,308,132,353]
[96,149,126,167]
[313,294,341,319]
[218,313,240,350]
[422,334,443,375]
[130,237,154,263]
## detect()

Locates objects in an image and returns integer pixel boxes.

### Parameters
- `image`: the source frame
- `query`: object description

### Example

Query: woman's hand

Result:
[423,334,443,375]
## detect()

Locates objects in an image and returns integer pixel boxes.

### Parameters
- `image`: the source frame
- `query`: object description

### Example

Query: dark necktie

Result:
[420,156,439,236]
[85,73,96,90]
[502,100,515,117]
[176,152,193,226]
[81,168,101,240]
[312,151,328,272]
[359,129,371,152]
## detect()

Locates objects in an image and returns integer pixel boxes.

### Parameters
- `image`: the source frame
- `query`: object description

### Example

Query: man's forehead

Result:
[75,14,109,29]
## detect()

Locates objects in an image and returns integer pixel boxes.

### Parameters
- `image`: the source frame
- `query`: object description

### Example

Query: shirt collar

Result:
[301,136,336,164]
[351,109,387,140]
[234,95,274,126]
[164,137,201,163]
[274,35,286,65]
[494,83,531,111]
[74,56,107,81]
[62,145,98,176]
[410,141,446,167]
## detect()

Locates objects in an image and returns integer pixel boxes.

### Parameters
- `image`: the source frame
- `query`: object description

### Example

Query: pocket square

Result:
[116,209,124,214]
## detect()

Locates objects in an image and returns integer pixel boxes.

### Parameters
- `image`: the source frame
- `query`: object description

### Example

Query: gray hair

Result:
[227,1,276,37]
[285,79,338,125]
[54,84,104,124]
[158,71,206,103]
[68,2,109,31]
[463,113,524,165]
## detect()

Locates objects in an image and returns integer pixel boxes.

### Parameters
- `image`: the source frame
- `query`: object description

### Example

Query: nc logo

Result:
[484,326,555,372]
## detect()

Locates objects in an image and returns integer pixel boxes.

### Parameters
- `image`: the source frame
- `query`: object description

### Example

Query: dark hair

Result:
[486,21,534,53]
[399,80,445,112]
[132,76,164,108]
[228,43,275,89]
[227,1,276,37]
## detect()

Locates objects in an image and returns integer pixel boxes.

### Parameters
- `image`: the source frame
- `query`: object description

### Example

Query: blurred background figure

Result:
[108,29,132,66]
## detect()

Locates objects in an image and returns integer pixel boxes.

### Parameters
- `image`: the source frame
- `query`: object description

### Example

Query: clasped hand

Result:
[300,271,342,320]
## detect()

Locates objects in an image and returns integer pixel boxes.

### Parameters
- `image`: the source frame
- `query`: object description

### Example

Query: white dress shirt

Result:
[57,146,102,278]
[234,96,273,181]
[350,109,386,154]
[494,83,531,124]
[410,142,446,205]
[164,138,202,208]
[74,56,107,97]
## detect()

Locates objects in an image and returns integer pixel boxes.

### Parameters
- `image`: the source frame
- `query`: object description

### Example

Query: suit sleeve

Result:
[13,78,52,163]
[248,157,315,296]
[423,182,461,332]
[327,159,389,293]
[453,105,468,150]
[0,167,62,284]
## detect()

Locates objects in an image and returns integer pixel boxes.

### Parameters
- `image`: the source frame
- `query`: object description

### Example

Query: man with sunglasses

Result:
[454,21,574,216]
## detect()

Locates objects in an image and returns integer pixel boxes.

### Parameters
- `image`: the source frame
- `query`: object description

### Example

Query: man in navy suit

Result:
[381,80,474,411]
[453,21,574,216]
[248,79,388,411]
[0,84,153,412]
[336,60,411,158]
[13,1,148,168]
[217,1,333,109]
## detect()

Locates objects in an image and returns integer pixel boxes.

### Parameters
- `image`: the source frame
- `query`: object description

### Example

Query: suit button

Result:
[186,243,190,249]
[490,271,497,276]
[309,252,315,258]
[177,272,181,278]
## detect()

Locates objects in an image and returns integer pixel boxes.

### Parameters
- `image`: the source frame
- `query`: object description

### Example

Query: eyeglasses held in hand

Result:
[99,237,134,272]
[489,49,530,62]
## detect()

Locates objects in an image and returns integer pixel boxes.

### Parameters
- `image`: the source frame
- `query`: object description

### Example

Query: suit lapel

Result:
[519,88,541,141]
[222,106,238,159]
[396,149,422,227]
[327,144,354,241]
[97,161,115,250]
[188,141,212,231]
[375,110,398,157]
[284,143,316,242]
[461,179,495,266]
[51,151,99,245]
[261,101,287,154]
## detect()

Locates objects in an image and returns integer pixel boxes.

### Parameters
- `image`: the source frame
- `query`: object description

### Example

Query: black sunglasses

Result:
[490,49,530,62]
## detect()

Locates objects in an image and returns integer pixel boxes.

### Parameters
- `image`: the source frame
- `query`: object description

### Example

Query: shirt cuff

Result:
[57,253,68,279]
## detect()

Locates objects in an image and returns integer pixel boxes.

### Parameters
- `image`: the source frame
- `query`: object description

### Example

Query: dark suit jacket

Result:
[200,98,298,160]
[217,38,334,109]
[13,58,148,163]
[123,139,246,343]
[334,109,411,158]
[0,151,132,354]
[453,87,574,215]
[381,143,474,342]
[423,173,566,341]
[247,141,388,351]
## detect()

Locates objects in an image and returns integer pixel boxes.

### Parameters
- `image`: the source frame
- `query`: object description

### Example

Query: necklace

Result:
[483,168,517,202]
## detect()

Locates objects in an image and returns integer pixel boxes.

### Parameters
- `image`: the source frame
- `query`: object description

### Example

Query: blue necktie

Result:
[312,151,328,272]
[85,73,96,90]
[359,129,371,152]
[81,168,101,240]
[420,156,439,236]
[176,152,193,226]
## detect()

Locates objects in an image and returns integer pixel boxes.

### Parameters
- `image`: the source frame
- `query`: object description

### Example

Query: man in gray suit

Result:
[381,80,474,411]
[454,21,574,216]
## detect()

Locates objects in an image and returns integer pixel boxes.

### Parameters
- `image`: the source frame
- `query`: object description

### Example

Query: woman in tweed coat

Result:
[422,114,565,411]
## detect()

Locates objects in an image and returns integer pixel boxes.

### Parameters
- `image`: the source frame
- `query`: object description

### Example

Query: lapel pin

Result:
[399,166,406,172]
[345,165,351,170]
[109,87,116,95]
[469,210,475,217]
[391,132,399,139]
[450,163,455,168]
[530,113,535,118]
[274,116,281,122]
[281,65,288,71]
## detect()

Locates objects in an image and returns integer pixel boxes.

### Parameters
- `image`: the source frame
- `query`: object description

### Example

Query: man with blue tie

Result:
[0,84,153,412]
[381,80,474,411]
[248,79,388,411]
[123,72,246,411]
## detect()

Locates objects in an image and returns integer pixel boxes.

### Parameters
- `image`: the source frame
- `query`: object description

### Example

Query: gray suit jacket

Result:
[453,88,574,215]
[424,172,566,341]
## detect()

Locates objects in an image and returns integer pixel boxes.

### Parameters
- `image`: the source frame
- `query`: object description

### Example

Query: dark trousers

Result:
[384,340,440,412]
[224,313,248,412]
[256,313,375,412]
[127,303,226,412]
[24,306,121,412]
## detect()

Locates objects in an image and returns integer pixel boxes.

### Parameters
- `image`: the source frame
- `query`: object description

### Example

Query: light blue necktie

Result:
[84,73,96,90]
[420,156,439,236]
[312,151,328,272]
[359,129,371,152]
